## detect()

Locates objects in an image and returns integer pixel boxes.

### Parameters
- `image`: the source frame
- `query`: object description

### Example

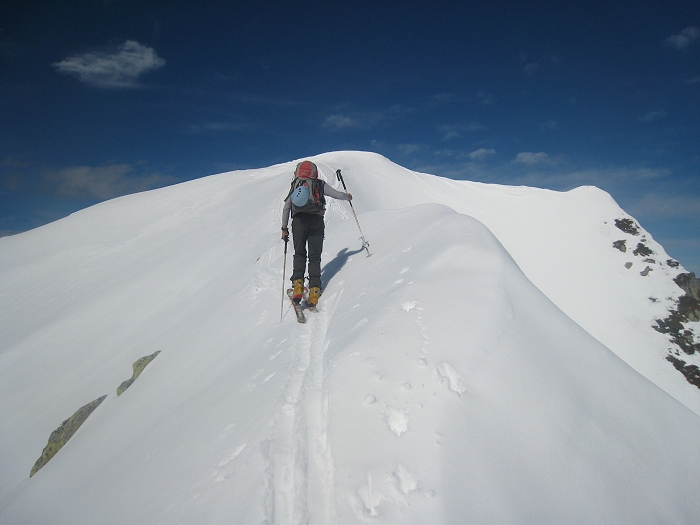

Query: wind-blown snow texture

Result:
[1,151,699,524]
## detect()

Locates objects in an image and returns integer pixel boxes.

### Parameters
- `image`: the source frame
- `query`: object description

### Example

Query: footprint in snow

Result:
[393,464,418,494]
[434,362,467,398]
[385,407,410,436]
[402,300,419,311]
[354,317,368,328]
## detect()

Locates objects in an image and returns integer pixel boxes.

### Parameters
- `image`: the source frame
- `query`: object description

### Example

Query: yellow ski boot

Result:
[292,279,304,304]
[307,286,321,310]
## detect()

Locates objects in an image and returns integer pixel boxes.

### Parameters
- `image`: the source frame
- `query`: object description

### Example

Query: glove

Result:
[281,226,289,242]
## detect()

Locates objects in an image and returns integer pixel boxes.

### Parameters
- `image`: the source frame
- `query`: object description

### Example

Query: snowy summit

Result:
[1,151,699,523]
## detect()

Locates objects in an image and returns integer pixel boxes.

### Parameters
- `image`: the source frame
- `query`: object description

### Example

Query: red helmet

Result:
[294,160,318,179]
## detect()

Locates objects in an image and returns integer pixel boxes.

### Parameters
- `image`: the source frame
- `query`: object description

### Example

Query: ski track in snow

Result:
[268,291,341,525]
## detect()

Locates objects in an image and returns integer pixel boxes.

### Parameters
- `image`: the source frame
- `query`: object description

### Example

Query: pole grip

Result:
[336,169,349,192]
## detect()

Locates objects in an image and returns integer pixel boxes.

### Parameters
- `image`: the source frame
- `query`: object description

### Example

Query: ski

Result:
[287,288,306,323]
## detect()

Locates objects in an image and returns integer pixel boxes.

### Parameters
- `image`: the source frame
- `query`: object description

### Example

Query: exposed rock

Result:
[640,266,652,277]
[643,258,655,264]
[625,262,633,269]
[31,395,107,477]
[117,351,161,396]
[654,273,700,355]
[612,240,627,252]
[671,273,700,323]
[117,379,134,395]
[614,218,640,235]
[667,259,680,268]
[633,242,653,257]
[674,272,700,301]
[666,355,700,389]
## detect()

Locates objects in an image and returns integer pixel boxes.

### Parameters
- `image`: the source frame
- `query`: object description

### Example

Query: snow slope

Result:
[311,152,699,415]
[1,151,699,523]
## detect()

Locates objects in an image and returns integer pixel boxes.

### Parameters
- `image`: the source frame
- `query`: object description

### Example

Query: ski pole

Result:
[280,238,288,322]
[336,169,371,257]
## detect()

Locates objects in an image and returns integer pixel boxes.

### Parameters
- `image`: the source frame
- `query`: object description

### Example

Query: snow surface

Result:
[1,151,699,523]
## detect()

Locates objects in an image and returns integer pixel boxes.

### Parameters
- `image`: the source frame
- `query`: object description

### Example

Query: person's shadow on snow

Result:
[321,247,365,289]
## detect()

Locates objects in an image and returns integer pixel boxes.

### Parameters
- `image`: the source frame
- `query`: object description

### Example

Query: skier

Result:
[281,160,352,310]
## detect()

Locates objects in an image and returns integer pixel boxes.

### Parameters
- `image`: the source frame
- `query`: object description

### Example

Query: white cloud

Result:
[43,164,174,200]
[638,110,667,123]
[468,148,496,160]
[628,193,700,220]
[685,75,700,84]
[397,143,421,155]
[53,40,165,88]
[438,123,484,140]
[322,114,358,130]
[664,27,700,50]
[514,152,550,164]
[322,104,411,131]
[498,166,670,191]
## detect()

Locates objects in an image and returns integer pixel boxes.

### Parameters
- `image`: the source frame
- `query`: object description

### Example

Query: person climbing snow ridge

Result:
[281,160,352,312]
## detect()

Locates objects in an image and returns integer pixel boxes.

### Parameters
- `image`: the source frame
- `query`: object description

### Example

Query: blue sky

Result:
[1,1,699,273]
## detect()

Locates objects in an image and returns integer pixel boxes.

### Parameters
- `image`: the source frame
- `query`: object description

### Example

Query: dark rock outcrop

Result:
[31,395,107,477]
[633,242,653,257]
[655,273,700,388]
[614,218,640,235]
[666,355,700,389]
[612,240,627,252]
[675,273,700,303]
[117,351,161,396]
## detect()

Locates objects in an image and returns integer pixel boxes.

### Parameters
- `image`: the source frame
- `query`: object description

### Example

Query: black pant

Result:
[291,213,324,289]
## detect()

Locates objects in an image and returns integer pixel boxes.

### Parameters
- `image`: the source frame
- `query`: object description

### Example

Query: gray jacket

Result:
[282,182,350,227]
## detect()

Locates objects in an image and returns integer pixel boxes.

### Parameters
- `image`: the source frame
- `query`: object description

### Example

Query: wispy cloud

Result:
[496,166,671,191]
[468,148,496,160]
[514,152,550,164]
[397,143,421,156]
[664,27,699,50]
[53,40,165,88]
[685,75,700,85]
[322,114,359,130]
[322,105,410,131]
[638,110,667,123]
[42,164,174,200]
[628,193,700,220]
[438,123,485,140]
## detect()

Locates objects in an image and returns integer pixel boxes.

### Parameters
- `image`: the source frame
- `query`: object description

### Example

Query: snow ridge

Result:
[1,151,700,524]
